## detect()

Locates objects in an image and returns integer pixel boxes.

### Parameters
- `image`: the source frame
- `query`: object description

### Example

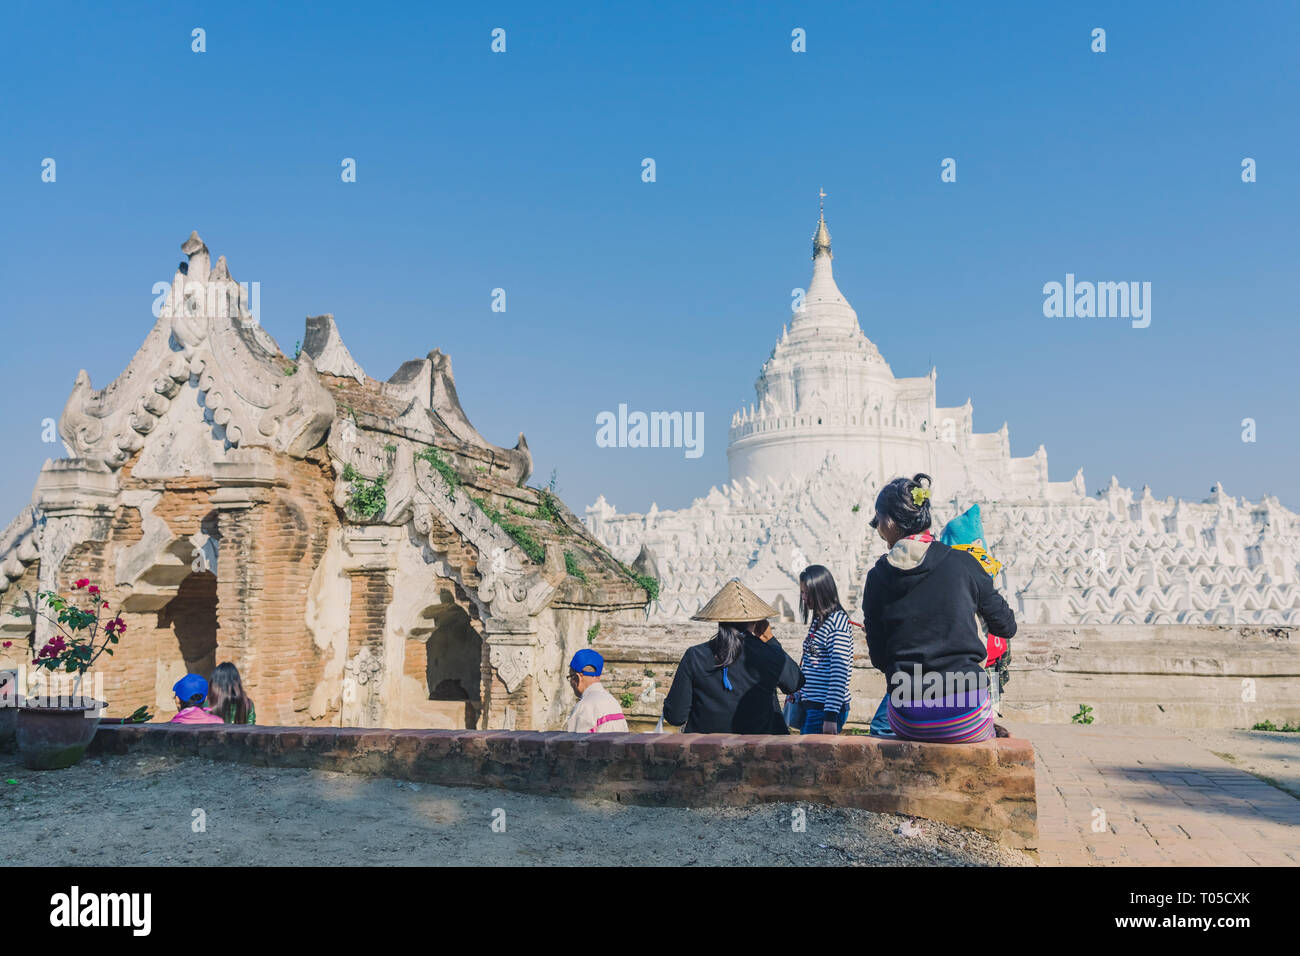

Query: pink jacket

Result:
[170,706,224,724]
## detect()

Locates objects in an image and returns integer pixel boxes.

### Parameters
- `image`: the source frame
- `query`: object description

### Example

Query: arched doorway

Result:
[161,571,219,679]
[425,602,480,705]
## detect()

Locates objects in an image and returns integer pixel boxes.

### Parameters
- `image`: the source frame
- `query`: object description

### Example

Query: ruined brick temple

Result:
[0,233,649,729]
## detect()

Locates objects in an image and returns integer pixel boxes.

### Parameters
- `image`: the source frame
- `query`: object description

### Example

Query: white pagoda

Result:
[586,207,1300,626]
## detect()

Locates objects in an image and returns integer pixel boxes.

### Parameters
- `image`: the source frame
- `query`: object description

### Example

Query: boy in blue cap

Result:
[169,673,224,724]
[563,649,629,734]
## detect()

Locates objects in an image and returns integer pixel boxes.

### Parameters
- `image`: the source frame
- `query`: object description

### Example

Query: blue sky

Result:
[1,0,1296,523]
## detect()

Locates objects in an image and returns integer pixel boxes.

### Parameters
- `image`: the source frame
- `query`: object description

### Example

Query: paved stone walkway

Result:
[1007,723,1300,866]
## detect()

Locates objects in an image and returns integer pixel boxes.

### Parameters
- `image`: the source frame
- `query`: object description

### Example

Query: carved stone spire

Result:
[181,230,209,278]
[813,191,832,260]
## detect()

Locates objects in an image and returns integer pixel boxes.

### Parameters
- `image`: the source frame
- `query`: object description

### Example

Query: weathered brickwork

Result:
[221,455,336,725]
[89,723,1039,849]
[348,571,391,657]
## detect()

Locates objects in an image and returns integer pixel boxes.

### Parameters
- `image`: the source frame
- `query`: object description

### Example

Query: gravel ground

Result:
[0,752,1030,867]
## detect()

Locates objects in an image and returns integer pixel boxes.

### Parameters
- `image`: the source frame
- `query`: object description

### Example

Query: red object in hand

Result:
[986,634,1008,664]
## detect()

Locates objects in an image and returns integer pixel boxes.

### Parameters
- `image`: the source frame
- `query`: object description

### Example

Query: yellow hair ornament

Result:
[910,486,931,506]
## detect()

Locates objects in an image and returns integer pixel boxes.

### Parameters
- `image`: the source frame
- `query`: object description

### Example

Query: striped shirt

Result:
[797,608,854,712]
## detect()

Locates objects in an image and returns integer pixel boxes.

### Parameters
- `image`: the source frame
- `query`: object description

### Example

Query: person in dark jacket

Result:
[862,473,1017,743]
[663,579,804,734]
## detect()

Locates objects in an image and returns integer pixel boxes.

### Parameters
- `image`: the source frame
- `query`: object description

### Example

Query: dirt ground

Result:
[1195,727,1300,798]
[0,752,1030,867]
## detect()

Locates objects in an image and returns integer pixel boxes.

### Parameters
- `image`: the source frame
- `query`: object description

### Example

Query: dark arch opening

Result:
[161,571,219,680]
[425,602,480,705]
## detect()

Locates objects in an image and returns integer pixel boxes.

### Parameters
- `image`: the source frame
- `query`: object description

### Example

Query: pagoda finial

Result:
[812,189,832,259]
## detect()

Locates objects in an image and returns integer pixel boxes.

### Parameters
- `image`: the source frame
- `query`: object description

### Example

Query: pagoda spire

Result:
[813,188,832,260]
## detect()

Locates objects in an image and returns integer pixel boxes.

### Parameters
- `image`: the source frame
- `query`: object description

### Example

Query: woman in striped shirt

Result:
[795,565,854,735]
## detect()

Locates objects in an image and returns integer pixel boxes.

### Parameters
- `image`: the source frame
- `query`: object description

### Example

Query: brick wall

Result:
[26,450,341,726]
[223,455,337,725]
[89,723,1038,849]
[347,571,391,658]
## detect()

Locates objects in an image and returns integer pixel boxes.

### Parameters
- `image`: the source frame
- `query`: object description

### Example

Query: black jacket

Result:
[862,541,1017,688]
[663,633,803,734]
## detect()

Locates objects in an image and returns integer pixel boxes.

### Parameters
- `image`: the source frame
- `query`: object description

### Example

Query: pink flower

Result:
[104,618,126,637]
[102,601,109,608]
[74,578,89,589]
[88,585,100,596]
[2,641,11,648]
[37,636,67,659]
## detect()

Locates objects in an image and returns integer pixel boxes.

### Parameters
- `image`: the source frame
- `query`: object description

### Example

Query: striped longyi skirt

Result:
[886,687,995,743]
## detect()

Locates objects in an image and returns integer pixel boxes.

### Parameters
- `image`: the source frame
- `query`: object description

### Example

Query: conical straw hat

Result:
[691,579,779,622]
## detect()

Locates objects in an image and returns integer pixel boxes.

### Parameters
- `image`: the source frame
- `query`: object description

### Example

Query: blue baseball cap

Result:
[173,673,209,705]
[568,649,604,677]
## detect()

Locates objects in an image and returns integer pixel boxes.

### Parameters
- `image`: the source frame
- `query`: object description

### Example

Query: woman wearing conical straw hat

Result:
[662,580,804,734]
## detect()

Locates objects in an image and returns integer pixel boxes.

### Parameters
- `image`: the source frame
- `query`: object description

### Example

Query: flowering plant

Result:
[5,578,126,700]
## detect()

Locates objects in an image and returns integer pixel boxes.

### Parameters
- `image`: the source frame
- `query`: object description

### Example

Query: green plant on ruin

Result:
[1252,719,1300,732]
[117,705,154,725]
[852,503,860,513]
[341,463,387,521]
[643,668,655,678]
[564,550,587,584]
[1071,704,1094,725]
[586,622,600,644]
[619,691,635,710]
[473,496,545,564]
[536,470,562,523]
[415,445,460,496]
[613,557,659,605]
[633,574,660,603]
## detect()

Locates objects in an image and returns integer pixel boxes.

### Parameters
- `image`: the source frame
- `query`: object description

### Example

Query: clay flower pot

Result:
[0,704,17,754]
[15,703,103,770]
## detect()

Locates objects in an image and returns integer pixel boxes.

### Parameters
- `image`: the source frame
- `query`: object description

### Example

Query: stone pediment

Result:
[305,318,532,487]
[59,232,336,473]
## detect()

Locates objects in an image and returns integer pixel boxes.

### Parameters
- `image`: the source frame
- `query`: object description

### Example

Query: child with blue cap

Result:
[168,673,225,724]
[563,649,629,734]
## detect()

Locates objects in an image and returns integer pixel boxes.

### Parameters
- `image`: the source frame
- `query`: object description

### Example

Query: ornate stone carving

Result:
[408,464,558,628]
[301,314,366,383]
[427,350,531,485]
[342,646,385,727]
[0,507,40,598]
[59,231,335,469]
[488,643,533,693]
